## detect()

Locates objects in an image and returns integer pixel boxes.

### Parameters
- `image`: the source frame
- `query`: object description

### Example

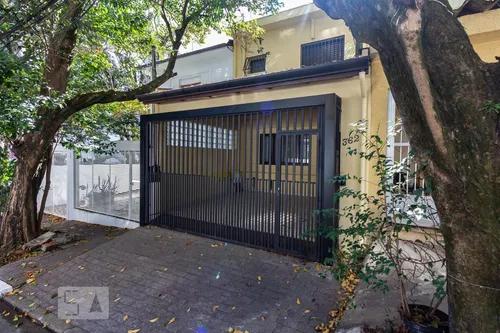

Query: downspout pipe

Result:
[150,46,157,114]
[359,71,368,194]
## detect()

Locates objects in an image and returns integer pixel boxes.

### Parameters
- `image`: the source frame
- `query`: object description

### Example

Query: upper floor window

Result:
[244,54,267,74]
[301,36,345,67]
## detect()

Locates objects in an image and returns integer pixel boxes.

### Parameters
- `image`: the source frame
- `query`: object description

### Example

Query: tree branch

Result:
[41,0,85,95]
[58,10,191,121]
[60,67,176,118]
[181,0,190,22]
[159,0,174,43]
[0,0,63,44]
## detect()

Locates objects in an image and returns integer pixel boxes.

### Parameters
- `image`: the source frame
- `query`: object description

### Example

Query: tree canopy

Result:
[0,0,282,250]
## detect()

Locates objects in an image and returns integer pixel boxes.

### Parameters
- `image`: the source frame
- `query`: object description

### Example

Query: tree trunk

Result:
[37,147,54,225]
[0,163,38,250]
[0,143,51,251]
[434,177,500,332]
[313,0,500,331]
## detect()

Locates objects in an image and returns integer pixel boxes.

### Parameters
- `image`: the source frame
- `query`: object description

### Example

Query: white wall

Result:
[40,144,140,229]
[141,45,233,90]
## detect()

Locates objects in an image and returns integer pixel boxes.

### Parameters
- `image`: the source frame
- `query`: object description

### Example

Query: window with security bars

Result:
[244,54,266,74]
[167,120,233,149]
[387,93,440,227]
[301,36,345,67]
[390,109,427,194]
[259,133,311,165]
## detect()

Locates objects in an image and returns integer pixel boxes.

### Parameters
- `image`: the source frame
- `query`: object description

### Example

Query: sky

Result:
[180,0,313,53]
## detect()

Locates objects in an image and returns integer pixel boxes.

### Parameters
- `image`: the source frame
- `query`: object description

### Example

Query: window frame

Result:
[244,54,267,75]
[300,35,345,67]
[386,92,440,228]
[258,132,311,166]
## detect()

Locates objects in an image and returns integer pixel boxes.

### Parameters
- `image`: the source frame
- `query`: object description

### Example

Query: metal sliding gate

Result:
[140,95,341,261]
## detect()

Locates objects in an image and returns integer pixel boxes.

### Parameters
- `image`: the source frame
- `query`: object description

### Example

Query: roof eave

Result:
[137,56,370,104]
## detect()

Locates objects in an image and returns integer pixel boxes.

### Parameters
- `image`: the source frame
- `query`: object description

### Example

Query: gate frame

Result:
[140,93,341,261]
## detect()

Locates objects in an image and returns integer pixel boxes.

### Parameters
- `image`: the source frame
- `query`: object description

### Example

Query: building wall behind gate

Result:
[150,79,364,232]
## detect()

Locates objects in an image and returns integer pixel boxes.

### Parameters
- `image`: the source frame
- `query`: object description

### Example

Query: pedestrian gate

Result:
[140,95,341,261]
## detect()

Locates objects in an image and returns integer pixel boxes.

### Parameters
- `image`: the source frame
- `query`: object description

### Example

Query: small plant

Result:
[324,121,447,331]
[90,175,118,195]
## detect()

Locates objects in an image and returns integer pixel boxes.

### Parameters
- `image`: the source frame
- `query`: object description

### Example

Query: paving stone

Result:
[1,226,339,332]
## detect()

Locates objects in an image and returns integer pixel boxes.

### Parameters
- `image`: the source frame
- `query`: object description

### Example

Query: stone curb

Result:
[0,279,13,297]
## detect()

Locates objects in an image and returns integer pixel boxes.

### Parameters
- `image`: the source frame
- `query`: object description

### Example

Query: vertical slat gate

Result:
[140,95,340,261]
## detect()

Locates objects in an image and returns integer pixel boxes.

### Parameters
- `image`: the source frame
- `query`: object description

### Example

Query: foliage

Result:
[481,101,500,115]
[0,0,282,249]
[0,0,282,147]
[0,144,14,213]
[324,121,446,320]
[60,100,145,157]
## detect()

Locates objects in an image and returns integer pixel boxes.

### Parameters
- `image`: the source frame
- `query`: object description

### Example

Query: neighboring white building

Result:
[139,41,234,90]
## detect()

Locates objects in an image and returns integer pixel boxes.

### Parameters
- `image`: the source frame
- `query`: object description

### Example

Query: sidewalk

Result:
[1,224,339,333]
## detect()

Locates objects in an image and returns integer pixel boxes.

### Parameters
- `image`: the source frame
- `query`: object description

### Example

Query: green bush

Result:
[324,121,446,319]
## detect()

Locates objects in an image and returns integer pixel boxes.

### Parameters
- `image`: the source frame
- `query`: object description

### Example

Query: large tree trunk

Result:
[314,0,500,331]
[1,0,183,252]
[1,163,40,250]
[0,140,51,251]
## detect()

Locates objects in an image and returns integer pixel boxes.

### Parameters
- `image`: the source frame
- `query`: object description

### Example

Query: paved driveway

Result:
[1,226,338,333]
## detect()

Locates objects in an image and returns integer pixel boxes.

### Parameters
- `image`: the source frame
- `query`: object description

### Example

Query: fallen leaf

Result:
[167,317,176,325]
[257,276,262,281]
[120,267,126,272]
[149,317,159,323]
[123,314,128,321]
[128,330,140,333]
[304,309,311,314]
[296,297,301,305]
[26,278,36,284]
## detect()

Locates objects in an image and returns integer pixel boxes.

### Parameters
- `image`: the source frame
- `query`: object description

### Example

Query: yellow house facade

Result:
[138,4,500,260]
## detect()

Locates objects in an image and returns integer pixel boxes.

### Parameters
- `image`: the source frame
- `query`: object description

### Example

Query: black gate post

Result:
[274,111,282,250]
[317,94,341,261]
[139,117,148,226]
